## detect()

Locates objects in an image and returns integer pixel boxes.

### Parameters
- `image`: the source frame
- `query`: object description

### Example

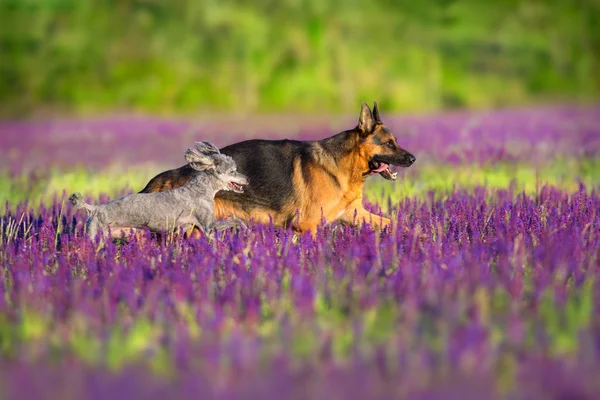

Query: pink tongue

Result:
[372,162,389,173]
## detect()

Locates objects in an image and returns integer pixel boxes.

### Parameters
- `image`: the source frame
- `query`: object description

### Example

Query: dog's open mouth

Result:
[369,160,397,181]
[229,182,245,193]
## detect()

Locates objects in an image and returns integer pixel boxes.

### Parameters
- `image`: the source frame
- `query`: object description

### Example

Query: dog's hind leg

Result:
[181,219,211,241]
[213,198,252,222]
[183,227,203,240]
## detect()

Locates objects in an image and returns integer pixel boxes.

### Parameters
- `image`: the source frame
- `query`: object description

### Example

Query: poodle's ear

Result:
[194,141,220,155]
[185,148,215,171]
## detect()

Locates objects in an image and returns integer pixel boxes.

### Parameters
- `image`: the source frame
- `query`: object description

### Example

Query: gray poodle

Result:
[69,141,248,241]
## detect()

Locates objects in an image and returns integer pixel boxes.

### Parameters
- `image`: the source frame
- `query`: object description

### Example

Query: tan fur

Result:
[140,103,413,239]
[211,130,397,237]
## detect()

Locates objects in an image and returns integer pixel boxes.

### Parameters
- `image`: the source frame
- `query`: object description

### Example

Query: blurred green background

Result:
[1,0,599,117]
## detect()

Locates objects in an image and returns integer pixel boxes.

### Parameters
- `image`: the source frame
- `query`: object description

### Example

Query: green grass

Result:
[1,0,598,116]
[366,157,600,209]
[1,158,598,210]
[0,163,162,208]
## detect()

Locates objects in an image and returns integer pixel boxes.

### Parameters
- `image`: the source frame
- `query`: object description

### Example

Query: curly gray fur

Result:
[69,141,248,240]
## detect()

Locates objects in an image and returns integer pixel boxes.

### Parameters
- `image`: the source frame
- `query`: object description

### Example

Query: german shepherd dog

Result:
[139,102,416,236]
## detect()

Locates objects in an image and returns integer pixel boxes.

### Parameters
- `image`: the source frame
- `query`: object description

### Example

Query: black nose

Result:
[407,154,416,165]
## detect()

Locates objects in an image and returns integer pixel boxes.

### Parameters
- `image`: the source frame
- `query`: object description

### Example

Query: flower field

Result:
[1,106,599,399]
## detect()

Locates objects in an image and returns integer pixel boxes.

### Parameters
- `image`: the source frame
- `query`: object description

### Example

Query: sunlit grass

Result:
[2,158,597,210]
[0,163,167,208]
[365,157,600,209]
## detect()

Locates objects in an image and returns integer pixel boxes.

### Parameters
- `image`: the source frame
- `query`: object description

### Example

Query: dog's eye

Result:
[386,141,395,148]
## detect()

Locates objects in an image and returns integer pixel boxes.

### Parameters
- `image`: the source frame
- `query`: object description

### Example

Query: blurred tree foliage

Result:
[0,0,598,116]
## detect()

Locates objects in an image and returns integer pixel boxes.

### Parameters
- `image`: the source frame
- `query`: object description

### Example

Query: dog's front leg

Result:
[212,218,248,232]
[296,220,320,238]
[341,199,392,232]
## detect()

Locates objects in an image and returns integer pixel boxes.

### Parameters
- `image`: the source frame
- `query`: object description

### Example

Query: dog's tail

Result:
[69,193,96,213]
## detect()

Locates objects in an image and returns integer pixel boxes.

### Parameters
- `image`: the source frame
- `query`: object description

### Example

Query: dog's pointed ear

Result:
[185,148,215,171]
[195,141,220,155]
[372,101,382,124]
[358,101,375,136]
